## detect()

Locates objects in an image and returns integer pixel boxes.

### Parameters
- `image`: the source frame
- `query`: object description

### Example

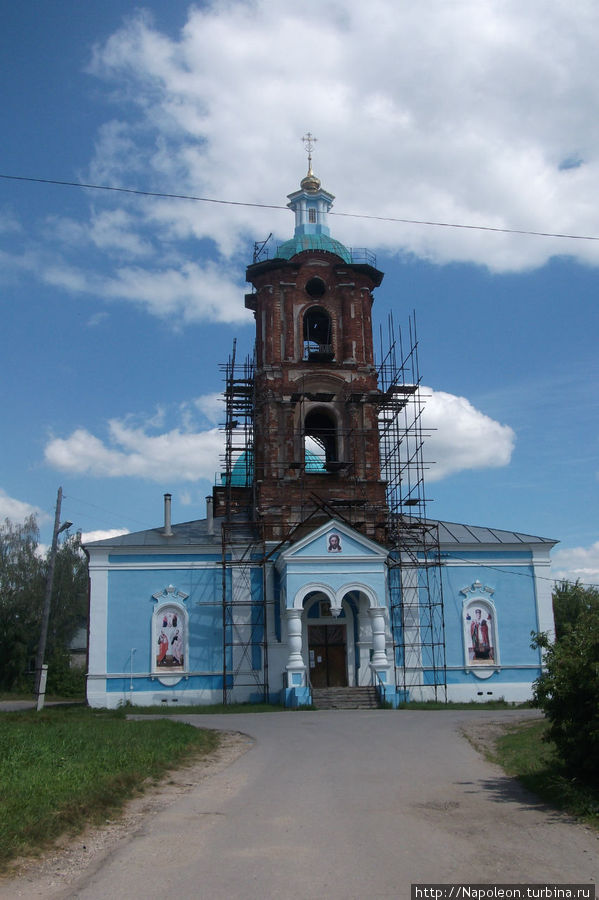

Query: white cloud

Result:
[87,310,109,327]
[381,387,515,483]
[6,2,599,326]
[46,209,152,258]
[81,528,130,543]
[193,393,224,425]
[424,388,515,481]
[0,207,22,235]
[79,1,599,274]
[42,258,250,325]
[48,384,513,488]
[0,490,48,525]
[44,419,223,484]
[552,542,599,586]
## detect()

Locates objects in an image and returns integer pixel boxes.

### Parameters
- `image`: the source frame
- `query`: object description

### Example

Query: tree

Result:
[0,516,88,692]
[533,582,599,786]
[45,532,89,696]
[552,579,599,641]
[0,516,45,690]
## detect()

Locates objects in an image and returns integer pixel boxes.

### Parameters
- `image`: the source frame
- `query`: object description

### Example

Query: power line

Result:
[2,172,599,243]
[442,553,599,590]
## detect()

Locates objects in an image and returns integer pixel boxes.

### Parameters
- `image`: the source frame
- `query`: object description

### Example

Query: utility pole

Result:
[34,487,72,711]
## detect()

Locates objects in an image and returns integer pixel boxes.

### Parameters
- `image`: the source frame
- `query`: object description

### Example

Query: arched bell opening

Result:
[303,305,334,361]
[304,407,341,472]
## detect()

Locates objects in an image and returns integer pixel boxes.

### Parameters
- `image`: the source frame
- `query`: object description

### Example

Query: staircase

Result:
[311,686,380,710]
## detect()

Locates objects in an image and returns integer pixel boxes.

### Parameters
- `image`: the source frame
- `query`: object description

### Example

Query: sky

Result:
[1,0,598,585]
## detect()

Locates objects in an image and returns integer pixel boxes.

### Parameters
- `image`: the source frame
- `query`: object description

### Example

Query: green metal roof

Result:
[275,234,352,263]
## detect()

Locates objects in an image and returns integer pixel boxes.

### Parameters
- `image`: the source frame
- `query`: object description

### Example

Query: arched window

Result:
[308,207,316,224]
[303,306,333,361]
[304,408,338,470]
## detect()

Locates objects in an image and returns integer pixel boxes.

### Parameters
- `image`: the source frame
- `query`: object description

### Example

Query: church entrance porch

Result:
[308,623,348,687]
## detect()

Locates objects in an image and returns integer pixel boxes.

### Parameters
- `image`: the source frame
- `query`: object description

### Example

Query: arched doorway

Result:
[304,592,349,687]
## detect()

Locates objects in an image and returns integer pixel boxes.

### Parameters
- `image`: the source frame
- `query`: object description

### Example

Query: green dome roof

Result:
[225,449,325,486]
[276,234,351,263]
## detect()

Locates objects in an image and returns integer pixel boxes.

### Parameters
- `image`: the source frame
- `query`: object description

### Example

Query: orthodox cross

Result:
[301,132,318,170]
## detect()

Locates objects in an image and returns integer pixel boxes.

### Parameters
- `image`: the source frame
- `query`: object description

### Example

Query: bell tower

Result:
[245,141,389,542]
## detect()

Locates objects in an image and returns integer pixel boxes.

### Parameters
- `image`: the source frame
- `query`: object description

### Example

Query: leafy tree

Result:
[533,591,599,786]
[552,579,599,640]
[0,517,88,692]
[46,531,88,664]
[0,516,45,690]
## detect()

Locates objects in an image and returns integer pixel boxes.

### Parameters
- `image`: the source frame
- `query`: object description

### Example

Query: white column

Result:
[368,607,391,682]
[286,609,306,687]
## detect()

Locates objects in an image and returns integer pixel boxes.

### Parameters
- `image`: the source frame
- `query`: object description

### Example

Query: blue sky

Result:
[1,1,598,584]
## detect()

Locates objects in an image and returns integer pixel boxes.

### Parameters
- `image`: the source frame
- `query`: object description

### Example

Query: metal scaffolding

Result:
[219,343,269,705]
[218,311,446,705]
[377,312,447,702]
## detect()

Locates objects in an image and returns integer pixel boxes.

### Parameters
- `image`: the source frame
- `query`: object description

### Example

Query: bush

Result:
[45,648,86,698]
[532,603,599,787]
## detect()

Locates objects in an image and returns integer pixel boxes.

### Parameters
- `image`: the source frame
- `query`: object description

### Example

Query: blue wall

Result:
[106,567,223,674]
[441,561,541,670]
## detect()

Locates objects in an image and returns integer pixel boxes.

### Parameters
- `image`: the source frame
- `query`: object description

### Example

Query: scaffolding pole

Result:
[378,312,447,702]
[220,345,269,705]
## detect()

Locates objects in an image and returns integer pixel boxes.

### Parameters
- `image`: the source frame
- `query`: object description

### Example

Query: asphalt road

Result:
[4,709,598,899]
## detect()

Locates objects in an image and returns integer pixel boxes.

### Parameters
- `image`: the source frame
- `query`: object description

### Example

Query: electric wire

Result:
[437,553,598,590]
[2,172,599,243]
[6,172,596,584]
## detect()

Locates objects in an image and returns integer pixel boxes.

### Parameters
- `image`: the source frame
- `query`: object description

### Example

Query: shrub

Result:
[45,648,86,698]
[532,604,599,787]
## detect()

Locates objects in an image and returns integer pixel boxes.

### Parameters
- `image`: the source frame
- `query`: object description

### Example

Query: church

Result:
[85,151,556,709]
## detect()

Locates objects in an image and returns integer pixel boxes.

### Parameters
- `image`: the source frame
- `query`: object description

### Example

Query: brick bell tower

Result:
[245,141,389,543]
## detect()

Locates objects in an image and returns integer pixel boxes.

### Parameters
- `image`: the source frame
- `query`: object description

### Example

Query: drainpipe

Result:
[163,493,173,536]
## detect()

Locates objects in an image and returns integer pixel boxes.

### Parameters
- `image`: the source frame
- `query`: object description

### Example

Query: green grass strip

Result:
[130,701,287,714]
[489,719,599,826]
[0,706,219,869]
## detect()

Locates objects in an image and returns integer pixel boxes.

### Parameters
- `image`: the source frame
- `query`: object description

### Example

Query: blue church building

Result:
[85,157,556,709]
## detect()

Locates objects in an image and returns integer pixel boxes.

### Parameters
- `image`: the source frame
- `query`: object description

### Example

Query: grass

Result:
[397,699,531,710]
[129,701,287,715]
[0,705,220,870]
[484,718,599,827]
[131,699,528,714]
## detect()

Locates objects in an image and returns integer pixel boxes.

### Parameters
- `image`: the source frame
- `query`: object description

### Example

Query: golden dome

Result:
[300,163,321,193]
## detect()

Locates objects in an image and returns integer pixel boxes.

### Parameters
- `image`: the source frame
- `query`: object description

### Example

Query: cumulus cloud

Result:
[0,490,49,524]
[47,385,514,488]
[6,2,599,326]
[193,393,224,425]
[0,207,22,235]
[42,258,250,325]
[422,388,515,481]
[44,411,224,484]
[79,1,599,274]
[552,542,599,586]
[382,387,515,483]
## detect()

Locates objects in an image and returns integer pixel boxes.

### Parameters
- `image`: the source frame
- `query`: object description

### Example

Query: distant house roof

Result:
[84,516,557,551]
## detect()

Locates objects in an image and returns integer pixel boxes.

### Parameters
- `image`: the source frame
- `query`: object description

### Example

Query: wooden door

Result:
[308,624,347,687]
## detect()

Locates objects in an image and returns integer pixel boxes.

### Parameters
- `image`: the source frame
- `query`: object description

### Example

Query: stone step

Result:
[312,687,381,710]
